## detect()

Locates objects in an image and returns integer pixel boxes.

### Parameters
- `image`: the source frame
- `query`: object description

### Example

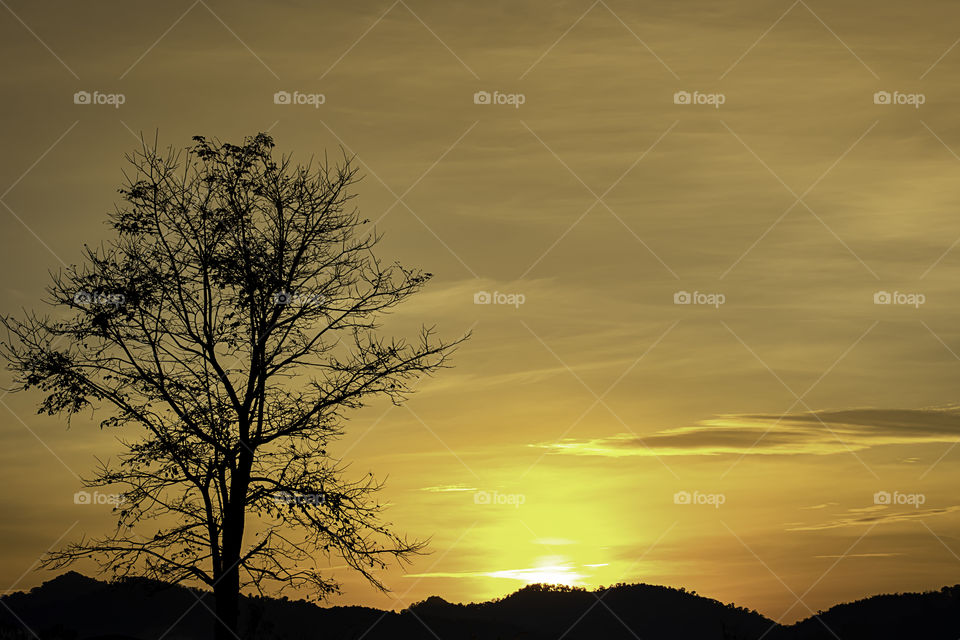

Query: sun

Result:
[487,555,586,587]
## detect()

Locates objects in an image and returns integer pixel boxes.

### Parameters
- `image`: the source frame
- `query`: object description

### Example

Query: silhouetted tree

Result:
[0,133,464,640]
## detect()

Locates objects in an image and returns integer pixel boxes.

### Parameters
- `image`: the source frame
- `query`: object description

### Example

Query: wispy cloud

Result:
[406,564,586,584]
[813,553,900,559]
[788,505,960,531]
[535,407,960,457]
[419,484,478,493]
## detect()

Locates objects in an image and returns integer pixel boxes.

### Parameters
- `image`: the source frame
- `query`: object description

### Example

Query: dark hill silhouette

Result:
[2,572,960,639]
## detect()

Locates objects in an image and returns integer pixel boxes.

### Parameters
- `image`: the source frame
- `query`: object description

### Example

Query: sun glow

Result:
[486,555,585,586]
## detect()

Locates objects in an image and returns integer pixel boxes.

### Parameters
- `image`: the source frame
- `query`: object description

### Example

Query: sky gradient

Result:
[2,0,960,625]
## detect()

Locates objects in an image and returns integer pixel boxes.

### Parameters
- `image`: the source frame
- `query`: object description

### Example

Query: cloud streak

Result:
[536,407,960,457]
[788,505,960,531]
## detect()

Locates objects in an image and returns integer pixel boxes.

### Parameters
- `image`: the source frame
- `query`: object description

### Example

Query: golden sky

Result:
[3,0,960,625]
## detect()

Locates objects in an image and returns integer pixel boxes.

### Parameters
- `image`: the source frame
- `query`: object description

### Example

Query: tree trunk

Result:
[215,451,252,639]
[213,570,240,640]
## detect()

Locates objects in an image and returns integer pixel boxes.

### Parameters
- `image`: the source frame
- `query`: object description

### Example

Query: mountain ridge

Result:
[2,571,959,639]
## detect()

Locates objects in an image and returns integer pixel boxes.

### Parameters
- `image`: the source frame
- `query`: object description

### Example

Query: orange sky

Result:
[2,0,960,625]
